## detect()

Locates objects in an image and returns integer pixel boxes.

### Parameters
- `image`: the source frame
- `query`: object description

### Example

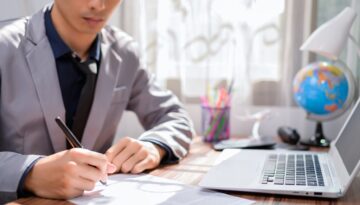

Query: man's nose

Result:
[89,0,106,11]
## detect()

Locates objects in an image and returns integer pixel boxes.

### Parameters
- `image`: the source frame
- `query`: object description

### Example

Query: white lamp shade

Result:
[300,7,357,60]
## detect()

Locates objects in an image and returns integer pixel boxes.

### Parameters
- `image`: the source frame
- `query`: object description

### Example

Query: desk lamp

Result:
[299,7,359,147]
[301,7,359,60]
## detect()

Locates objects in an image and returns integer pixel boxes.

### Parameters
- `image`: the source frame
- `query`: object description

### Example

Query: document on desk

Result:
[70,174,254,205]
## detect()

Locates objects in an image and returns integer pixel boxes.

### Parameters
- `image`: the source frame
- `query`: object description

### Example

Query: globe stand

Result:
[300,121,330,147]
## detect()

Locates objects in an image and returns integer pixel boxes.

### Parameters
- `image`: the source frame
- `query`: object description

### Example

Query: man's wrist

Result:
[140,139,179,164]
[152,143,166,161]
[17,157,42,197]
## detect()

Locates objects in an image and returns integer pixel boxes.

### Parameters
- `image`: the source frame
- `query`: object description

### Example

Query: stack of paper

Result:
[70,174,254,205]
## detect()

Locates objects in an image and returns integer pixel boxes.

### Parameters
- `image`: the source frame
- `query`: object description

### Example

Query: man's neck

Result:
[51,7,96,60]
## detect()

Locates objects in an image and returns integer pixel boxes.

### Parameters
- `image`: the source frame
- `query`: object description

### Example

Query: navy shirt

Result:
[45,9,101,129]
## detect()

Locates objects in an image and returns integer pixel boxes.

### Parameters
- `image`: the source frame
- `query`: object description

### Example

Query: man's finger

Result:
[111,141,141,171]
[69,149,108,174]
[131,158,152,174]
[76,177,96,191]
[120,148,147,173]
[111,148,134,172]
[75,176,97,191]
[105,137,131,161]
[107,162,117,174]
[77,163,103,182]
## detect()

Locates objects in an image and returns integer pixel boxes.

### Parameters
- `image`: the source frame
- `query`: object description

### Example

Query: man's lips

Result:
[83,17,105,25]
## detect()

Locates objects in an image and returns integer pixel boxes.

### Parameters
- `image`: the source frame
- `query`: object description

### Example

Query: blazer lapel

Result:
[26,44,66,152]
[25,7,66,152]
[81,40,122,149]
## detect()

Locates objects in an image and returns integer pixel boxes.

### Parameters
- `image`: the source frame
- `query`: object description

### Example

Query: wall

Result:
[0,0,49,20]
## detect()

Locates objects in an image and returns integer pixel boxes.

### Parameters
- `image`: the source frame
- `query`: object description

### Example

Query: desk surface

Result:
[9,137,360,205]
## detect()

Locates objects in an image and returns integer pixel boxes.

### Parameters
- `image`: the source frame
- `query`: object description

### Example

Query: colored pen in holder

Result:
[201,105,230,142]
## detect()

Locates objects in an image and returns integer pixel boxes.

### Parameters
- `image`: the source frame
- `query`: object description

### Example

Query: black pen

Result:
[55,116,107,185]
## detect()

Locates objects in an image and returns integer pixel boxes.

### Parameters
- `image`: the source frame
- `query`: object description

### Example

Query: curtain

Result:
[279,0,315,106]
[119,0,284,105]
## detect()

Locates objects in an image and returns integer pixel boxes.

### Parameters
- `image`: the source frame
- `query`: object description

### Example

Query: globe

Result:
[292,61,356,147]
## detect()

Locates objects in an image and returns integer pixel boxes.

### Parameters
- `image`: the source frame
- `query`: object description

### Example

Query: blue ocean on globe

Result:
[293,62,349,115]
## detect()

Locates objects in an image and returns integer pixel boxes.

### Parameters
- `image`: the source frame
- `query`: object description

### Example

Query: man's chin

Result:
[79,27,104,35]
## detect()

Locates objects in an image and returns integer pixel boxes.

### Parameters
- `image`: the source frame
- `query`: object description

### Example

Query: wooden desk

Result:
[9,137,360,205]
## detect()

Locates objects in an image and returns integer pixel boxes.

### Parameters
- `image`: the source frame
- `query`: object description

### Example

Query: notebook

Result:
[200,98,360,198]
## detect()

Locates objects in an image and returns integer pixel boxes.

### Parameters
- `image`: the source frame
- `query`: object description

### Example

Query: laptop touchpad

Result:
[201,149,263,189]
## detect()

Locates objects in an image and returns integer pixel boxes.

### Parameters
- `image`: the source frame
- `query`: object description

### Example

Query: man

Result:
[0,0,194,203]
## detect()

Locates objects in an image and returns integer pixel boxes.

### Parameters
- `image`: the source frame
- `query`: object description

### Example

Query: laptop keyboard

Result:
[261,154,325,186]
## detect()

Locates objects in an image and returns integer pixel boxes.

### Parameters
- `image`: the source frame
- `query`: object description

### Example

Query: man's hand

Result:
[105,137,166,174]
[24,148,116,199]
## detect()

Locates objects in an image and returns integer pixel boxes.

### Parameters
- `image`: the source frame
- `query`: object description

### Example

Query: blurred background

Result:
[1,0,359,143]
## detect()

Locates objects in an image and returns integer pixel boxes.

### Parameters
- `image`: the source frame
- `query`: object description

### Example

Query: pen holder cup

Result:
[201,105,230,142]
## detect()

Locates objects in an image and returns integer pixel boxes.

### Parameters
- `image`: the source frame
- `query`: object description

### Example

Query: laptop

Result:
[199,98,360,198]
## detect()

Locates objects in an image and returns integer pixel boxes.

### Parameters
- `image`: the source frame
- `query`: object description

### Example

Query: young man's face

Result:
[53,0,121,35]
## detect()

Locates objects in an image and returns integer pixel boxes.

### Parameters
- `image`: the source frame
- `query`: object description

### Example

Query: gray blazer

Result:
[0,6,194,202]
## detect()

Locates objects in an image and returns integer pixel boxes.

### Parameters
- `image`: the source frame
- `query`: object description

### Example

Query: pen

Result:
[55,116,107,185]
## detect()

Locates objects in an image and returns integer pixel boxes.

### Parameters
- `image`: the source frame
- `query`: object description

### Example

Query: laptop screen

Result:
[335,100,360,175]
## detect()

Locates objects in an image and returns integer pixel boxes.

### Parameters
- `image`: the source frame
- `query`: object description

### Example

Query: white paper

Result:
[70,174,254,205]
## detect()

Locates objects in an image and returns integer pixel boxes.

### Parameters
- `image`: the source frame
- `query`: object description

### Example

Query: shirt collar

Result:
[44,8,101,61]
[88,35,101,61]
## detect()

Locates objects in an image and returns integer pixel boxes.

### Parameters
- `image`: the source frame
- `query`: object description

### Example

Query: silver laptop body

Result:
[199,99,360,198]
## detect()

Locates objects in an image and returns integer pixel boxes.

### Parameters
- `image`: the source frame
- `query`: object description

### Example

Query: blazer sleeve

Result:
[0,152,41,203]
[125,60,195,161]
